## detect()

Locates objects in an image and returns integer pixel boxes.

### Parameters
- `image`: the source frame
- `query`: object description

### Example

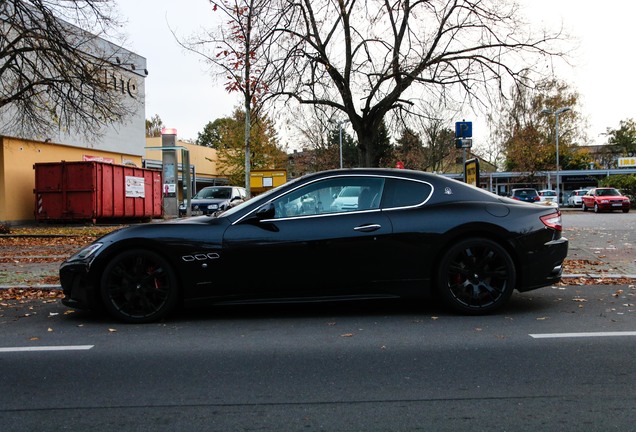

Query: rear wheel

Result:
[436,238,515,315]
[100,249,179,323]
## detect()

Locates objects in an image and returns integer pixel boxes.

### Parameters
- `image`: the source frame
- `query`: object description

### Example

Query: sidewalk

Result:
[560,206,636,280]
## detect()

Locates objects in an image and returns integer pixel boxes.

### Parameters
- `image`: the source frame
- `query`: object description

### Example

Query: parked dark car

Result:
[510,188,540,203]
[178,185,246,216]
[582,187,631,213]
[60,168,569,323]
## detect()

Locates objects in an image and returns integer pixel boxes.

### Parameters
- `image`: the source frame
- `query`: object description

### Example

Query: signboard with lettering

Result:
[125,176,145,198]
[464,158,480,186]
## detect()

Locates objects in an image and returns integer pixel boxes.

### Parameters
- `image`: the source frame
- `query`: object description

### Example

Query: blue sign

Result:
[455,121,472,138]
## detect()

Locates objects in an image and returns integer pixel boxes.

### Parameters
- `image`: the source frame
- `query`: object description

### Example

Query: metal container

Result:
[34,161,163,222]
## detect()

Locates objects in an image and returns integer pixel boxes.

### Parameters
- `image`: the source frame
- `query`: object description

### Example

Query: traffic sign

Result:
[455,121,472,138]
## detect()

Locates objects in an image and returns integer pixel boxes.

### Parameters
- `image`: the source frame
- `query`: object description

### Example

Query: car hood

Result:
[94,216,228,243]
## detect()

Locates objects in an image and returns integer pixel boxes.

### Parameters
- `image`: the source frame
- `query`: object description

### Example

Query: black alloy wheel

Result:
[437,238,515,315]
[100,249,179,323]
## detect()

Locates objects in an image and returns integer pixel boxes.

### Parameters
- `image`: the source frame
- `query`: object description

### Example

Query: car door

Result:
[221,175,394,300]
[582,189,596,207]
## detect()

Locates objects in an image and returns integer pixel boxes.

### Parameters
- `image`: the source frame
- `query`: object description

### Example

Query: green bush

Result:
[599,174,636,202]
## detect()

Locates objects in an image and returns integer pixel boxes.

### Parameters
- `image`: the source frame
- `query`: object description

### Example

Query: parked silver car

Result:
[179,186,247,216]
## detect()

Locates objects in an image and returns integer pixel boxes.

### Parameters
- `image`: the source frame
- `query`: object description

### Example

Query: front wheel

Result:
[436,238,515,315]
[594,203,600,213]
[582,203,588,211]
[100,249,180,323]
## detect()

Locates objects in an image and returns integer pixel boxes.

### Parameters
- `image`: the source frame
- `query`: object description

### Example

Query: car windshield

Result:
[597,188,621,196]
[515,189,536,197]
[195,188,231,199]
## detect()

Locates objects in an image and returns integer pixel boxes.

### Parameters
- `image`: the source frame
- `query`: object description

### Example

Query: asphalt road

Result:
[1,280,635,431]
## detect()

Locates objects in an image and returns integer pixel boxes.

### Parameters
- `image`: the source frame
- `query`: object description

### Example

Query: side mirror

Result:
[241,202,278,232]
[254,202,276,220]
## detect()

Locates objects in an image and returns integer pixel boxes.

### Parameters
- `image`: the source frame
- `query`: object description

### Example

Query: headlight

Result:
[68,243,103,261]
[208,204,219,210]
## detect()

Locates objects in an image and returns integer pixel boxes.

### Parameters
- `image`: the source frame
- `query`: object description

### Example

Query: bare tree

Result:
[0,0,139,141]
[267,0,569,167]
[419,117,457,173]
[179,0,289,196]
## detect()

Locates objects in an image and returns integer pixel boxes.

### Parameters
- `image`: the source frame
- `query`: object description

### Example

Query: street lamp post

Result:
[541,106,571,207]
[329,118,350,168]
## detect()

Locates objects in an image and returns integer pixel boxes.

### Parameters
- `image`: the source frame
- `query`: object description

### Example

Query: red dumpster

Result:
[34,161,163,222]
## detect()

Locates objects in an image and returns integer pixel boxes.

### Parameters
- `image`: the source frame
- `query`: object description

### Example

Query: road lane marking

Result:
[0,345,94,352]
[530,331,636,339]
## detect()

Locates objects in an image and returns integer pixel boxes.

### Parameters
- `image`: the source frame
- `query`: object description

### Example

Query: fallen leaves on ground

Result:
[0,288,64,302]
[4,225,126,237]
[563,259,604,271]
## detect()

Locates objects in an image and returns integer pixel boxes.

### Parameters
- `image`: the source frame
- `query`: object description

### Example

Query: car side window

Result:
[382,178,432,208]
[271,176,385,218]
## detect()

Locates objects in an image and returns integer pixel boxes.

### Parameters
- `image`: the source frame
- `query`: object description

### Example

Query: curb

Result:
[2,273,636,291]
[560,274,636,280]
[0,284,63,290]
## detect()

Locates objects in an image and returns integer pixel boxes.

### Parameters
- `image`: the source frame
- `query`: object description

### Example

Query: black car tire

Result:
[100,249,180,323]
[582,203,588,211]
[436,238,515,315]
[594,203,600,213]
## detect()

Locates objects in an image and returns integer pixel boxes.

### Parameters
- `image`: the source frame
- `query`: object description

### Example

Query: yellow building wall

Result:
[0,136,142,224]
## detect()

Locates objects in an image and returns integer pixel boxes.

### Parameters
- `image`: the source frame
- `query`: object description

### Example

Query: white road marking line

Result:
[0,345,94,352]
[530,331,636,339]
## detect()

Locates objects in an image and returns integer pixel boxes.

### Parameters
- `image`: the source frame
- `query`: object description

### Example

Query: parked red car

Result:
[582,187,630,213]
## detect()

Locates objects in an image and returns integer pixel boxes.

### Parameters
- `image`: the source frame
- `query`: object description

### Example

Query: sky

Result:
[115,0,635,147]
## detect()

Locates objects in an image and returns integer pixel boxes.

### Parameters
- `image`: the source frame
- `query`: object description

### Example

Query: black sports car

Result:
[60,168,569,323]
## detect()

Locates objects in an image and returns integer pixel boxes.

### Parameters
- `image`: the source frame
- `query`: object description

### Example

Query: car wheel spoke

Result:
[100,250,179,323]
[438,238,515,314]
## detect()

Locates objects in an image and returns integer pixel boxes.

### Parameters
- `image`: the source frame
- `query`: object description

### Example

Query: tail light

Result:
[540,211,562,231]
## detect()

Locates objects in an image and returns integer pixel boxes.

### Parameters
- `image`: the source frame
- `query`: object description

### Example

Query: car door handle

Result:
[354,224,382,232]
